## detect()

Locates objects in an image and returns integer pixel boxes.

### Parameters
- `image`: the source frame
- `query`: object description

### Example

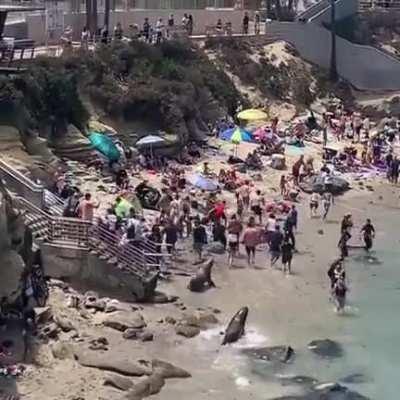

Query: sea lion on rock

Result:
[222,306,248,345]
[188,258,216,292]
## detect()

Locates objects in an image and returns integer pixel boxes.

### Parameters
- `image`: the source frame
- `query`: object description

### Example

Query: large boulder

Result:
[103,311,146,332]
[300,175,350,195]
[308,339,343,358]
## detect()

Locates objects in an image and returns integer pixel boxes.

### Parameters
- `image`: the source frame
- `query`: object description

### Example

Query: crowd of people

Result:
[48,96,393,314]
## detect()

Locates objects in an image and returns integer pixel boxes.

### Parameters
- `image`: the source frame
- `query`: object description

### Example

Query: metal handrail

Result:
[0,159,43,192]
[2,160,171,273]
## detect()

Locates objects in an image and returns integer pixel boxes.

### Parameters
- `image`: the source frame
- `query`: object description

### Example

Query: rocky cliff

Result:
[0,182,29,305]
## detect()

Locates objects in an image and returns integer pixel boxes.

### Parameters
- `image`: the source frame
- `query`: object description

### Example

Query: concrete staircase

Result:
[0,159,170,299]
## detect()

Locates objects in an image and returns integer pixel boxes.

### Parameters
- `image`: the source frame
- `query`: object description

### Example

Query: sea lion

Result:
[188,258,216,292]
[222,306,248,345]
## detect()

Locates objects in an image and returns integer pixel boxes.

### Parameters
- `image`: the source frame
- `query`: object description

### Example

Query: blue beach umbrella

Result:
[89,132,120,162]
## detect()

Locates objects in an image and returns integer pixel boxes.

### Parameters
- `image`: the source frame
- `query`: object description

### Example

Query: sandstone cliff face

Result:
[0,183,28,304]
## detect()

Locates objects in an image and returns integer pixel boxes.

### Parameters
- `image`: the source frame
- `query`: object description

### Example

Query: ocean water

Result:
[188,205,400,400]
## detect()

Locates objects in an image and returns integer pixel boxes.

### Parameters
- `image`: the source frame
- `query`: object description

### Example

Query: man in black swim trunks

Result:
[360,218,375,252]
[269,224,283,267]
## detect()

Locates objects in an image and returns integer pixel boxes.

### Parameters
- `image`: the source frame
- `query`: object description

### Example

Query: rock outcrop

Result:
[51,124,99,163]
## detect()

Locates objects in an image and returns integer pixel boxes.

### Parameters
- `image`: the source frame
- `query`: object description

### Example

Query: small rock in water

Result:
[317,229,324,235]
[308,339,343,358]
[175,325,200,338]
[339,373,369,384]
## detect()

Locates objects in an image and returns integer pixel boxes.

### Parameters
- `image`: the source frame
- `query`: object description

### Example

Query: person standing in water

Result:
[322,191,333,221]
[281,234,294,275]
[360,218,375,252]
[269,224,283,268]
[333,270,347,313]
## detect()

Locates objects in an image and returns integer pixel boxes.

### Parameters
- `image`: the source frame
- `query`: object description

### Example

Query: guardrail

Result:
[1,159,171,275]
[359,0,400,10]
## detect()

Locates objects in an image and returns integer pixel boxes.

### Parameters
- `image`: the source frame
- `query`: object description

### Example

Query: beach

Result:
[12,157,400,400]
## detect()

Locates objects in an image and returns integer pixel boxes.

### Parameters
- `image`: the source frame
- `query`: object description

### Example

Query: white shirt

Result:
[266,217,276,232]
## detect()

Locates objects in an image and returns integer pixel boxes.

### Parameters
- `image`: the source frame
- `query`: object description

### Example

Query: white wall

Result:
[27,9,247,44]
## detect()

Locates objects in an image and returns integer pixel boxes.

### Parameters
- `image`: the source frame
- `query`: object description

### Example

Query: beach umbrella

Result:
[237,109,268,121]
[136,135,165,147]
[219,127,253,143]
[89,132,120,162]
[136,135,166,158]
[189,174,219,191]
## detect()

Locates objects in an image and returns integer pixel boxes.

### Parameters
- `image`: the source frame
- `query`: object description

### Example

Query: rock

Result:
[242,346,295,364]
[74,349,151,376]
[212,308,221,314]
[35,306,52,325]
[300,174,350,195]
[83,291,106,311]
[104,299,130,313]
[149,292,179,304]
[197,311,219,327]
[152,359,191,379]
[207,241,225,254]
[66,295,81,309]
[104,374,133,391]
[308,339,343,358]
[278,375,318,387]
[54,314,75,332]
[175,325,200,338]
[89,337,109,351]
[51,341,74,360]
[123,329,154,342]
[140,331,154,342]
[317,229,324,235]
[312,382,370,399]
[180,313,200,327]
[122,329,141,340]
[339,373,369,384]
[103,312,146,332]
[165,316,176,325]
[39,322,59,339]
[124,373,165,399]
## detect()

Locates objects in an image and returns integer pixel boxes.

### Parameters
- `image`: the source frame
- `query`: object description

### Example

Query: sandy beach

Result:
[8,136,399,400]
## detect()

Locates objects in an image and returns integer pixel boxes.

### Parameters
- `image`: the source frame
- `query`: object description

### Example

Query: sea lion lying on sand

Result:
[188,258,216,292]
[222,306,248,345]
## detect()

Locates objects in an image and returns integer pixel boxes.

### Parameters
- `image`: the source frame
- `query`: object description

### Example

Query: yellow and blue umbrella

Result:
[219,127,253,143]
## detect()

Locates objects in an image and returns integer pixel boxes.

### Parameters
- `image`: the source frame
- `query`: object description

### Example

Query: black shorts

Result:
[228,241,238,251]
[245,246,255,256]
[310,201,318,209]
[282,253,292,264]
[252,205,262,216]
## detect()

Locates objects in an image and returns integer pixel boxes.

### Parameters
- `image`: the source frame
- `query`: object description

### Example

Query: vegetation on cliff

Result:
[0,40,246,142]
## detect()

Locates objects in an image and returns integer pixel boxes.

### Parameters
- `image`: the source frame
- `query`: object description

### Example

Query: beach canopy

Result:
[237,109,268,121]
[219,127,253,144]
[189,174,219,191]
[89,132,120,162]
[136,135,165,147]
